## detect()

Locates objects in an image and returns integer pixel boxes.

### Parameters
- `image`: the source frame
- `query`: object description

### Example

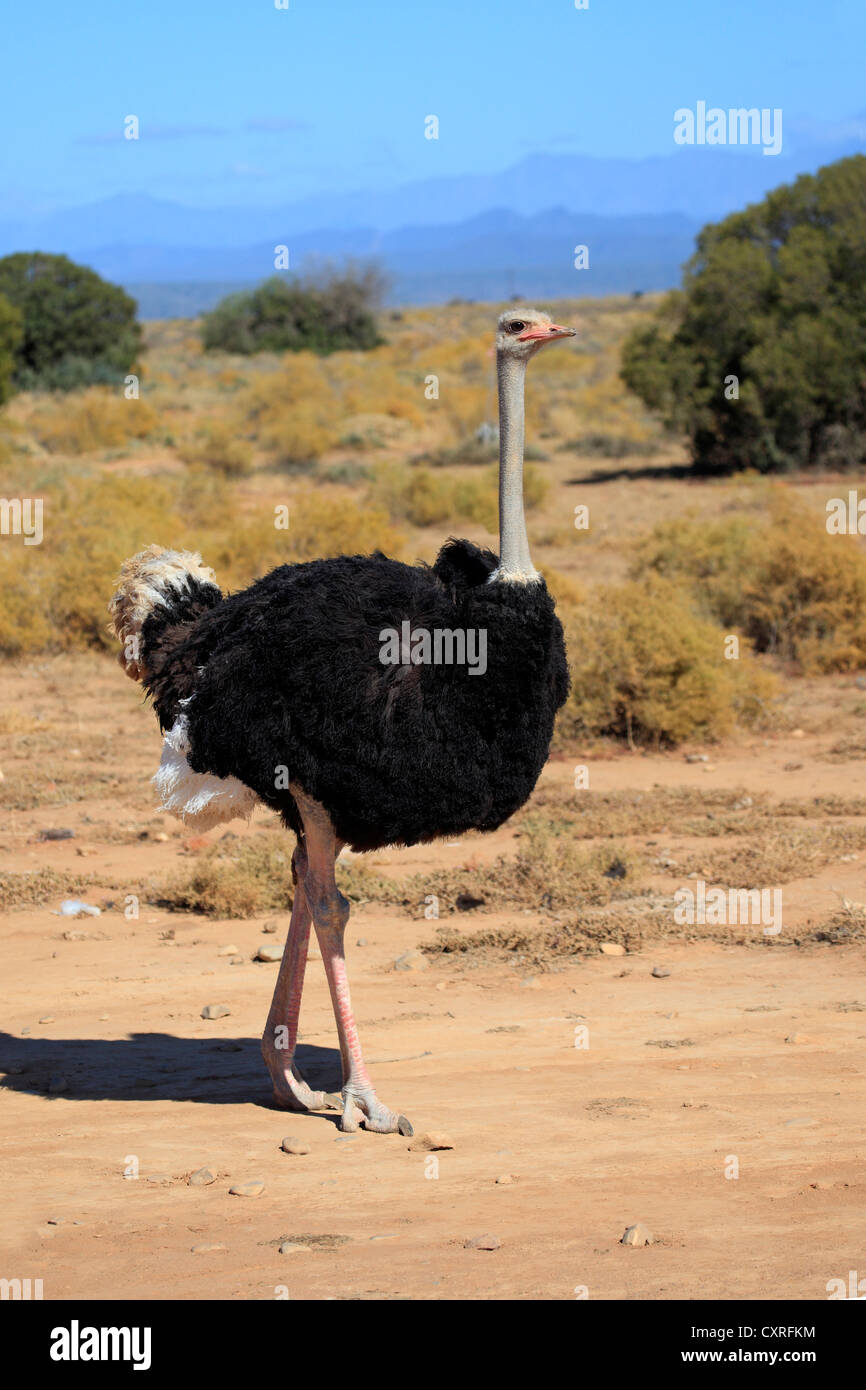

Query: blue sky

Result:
[2,0,865,213]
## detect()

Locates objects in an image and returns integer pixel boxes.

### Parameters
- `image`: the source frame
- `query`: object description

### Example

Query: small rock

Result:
[278,1241,311,1254]
[409,1132,454,1152]
[394,949,427,972]
[182,835,210,853]
[621,1222,654,1247]
[784,1117,815,1128]
[145,1173,173,1186]
[685,753,708,763]
[356,937,368,947]
[201,1003,231,1019]
[262,920,279,935]
[229,955,245,965]
[785,1032,813,1045]
[651,966,671,978]
[38,1015,55,1024]
[39,828,75,841]
[229,1179,265,1197]
[255,944,283,963]
[217,945,239,957]
[153,832,169,843]
[791,728,805,739]
[600,942,626,956]
[188,1167,216,1186]
[495,1174,516,1185]
[191,1242,227,1254]
[465,1233,501,1250]
[281,1136,310,1156]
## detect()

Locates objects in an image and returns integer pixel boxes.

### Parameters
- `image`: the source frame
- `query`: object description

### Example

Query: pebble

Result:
[784,1117,816,1128]
[153,832,169,843]
[229,1179,265,1197]
[685,753,708,763]
[356,937,368,947]
[255,944,283,963]
[600,943,626,956]
[262,920,279,934]
[188,1167,217,1186]
[394,949,427,972]
[409,1132,454,1152]
[278,1241,311,1254]
[621,1222,654,1247]
[495,1174,516,1185]
[281,1136,310,1156]
[651,966,671,978]
[38,828,75,841]
[218,945,239,957]
[191,1243,227,1254]
[785,1032,813,1045]
[145,1173,173,1186]
[38,1016,55,1024]
[791,728,805,739]
[464,1233,501,1251]
[201,1003,231,1019]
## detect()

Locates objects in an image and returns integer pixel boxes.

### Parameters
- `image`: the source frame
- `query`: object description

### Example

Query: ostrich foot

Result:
[267,1060,332,1112]
[339,1085,413,1136]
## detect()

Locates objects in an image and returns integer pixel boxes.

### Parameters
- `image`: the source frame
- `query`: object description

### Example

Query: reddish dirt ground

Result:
[1,656,865,1300]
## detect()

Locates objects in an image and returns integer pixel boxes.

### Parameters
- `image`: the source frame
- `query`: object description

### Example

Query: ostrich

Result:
[109,308,574,1136]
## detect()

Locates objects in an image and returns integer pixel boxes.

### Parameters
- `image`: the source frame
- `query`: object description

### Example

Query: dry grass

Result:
[156,832,294,918]
[682,822,866,888]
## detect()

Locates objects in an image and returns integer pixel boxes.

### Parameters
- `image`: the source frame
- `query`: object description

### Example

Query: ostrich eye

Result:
[508,321,526,334]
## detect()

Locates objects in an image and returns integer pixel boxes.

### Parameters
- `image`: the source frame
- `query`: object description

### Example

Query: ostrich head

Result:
[495,307,576,360]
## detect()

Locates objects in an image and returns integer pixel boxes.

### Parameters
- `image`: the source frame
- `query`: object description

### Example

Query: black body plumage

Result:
[141,540,569,851]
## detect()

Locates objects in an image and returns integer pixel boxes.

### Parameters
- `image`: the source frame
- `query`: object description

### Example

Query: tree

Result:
[0,293,22,405]
[202,263,385,356]
[621,155,866,472]
[0,252,141,390]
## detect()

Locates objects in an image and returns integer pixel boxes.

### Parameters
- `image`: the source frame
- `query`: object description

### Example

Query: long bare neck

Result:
[495,351,538,582]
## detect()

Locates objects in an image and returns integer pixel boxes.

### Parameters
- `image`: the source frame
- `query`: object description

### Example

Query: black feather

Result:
[141,540,569,852]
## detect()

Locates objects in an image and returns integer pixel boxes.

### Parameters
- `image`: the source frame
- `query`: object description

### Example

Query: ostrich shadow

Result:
[0,1030,345,1119]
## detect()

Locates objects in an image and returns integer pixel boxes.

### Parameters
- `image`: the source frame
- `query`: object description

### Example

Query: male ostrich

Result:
[109,308,574,1135]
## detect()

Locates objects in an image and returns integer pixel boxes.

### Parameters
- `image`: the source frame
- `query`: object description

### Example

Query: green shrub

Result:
[0,252,141,389]
[202,265,384,356]
[621,155,866,473]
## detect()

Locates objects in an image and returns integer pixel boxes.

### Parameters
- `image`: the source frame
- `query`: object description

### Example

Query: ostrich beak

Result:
[518,323,576,342]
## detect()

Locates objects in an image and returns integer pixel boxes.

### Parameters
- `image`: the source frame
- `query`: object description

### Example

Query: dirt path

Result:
[1,657,865,1300]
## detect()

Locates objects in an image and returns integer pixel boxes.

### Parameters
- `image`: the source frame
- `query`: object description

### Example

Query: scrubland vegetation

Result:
[3,285,866,759]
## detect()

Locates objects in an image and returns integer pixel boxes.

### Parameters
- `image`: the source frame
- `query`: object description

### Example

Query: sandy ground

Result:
[1,656,865,1301]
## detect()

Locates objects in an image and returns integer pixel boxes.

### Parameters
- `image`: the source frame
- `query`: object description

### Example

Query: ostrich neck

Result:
[496,352,538,582]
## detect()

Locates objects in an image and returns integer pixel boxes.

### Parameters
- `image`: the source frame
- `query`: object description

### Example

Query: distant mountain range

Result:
[1,142,861,317]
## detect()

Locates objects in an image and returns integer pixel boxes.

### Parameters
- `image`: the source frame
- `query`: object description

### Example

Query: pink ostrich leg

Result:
[293,785,413,1136]
[261,843,330,1111]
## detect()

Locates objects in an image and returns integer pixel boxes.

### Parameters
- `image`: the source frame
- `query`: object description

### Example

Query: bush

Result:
[0,253,141,389]
[202,264,384,356]
[621,155,866,473]
[239,353,338,466]
[0,293,22,405]
[178,420,254,477]
[634,491,866,672]
[565,576,775,747]
[31,389,159,455]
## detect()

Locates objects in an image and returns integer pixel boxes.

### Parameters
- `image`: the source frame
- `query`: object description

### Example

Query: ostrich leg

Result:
[261,843,332,1111]
[293,786,413,1136]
